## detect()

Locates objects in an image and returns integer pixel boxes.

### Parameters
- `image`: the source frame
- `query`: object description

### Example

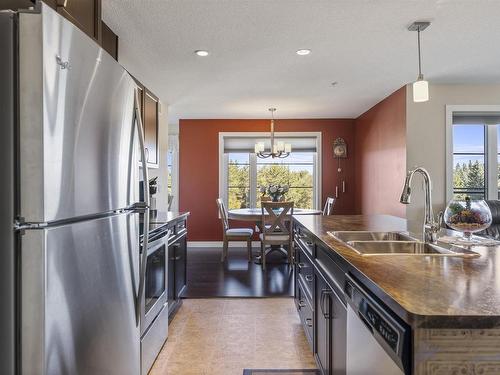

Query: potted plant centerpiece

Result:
[260,184,289,202]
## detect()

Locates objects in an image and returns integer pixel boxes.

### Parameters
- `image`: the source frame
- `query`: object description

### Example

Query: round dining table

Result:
[227,207,321,264]
[227,207,322,221]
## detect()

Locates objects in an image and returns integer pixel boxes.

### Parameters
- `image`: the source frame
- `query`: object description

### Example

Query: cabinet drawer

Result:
[295,225,315,256]
[176,219,187,235]
[296,249,314,302]
[316,245,346,303]
[297,282,314,349]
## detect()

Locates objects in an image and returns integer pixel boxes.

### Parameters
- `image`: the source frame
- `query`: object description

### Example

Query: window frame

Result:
[446,105,500,201]
[219,132,322,210]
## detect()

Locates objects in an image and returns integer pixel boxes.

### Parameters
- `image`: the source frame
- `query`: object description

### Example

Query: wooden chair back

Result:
[261,201,294,236]
[216,198,229,231]
[323,197,336,215]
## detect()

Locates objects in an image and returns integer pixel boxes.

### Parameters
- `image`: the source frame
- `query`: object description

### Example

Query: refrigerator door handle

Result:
[134,88,150,327]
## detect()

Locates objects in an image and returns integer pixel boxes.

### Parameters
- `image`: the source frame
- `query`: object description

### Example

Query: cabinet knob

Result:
[305,318,313,327]
[298,300,306,309]
[305,275,313,282]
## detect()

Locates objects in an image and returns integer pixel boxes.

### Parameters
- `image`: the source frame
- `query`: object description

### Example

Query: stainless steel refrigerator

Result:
[0,3,150,374]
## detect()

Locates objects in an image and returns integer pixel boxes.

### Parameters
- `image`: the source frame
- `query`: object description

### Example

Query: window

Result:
[227,153,250,209]
[447,107,500,201]
[167,134,179,211]
[256,153,314,208]
[167,151,173,194]
[452,124,486,199]
[220,133,321,210]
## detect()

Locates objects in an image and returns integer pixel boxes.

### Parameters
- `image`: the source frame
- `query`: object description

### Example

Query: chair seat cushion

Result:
[226,228,254,237]
[259,233,290,242]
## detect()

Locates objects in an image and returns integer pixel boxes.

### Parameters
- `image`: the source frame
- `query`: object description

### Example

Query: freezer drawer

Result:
[18,4,139,223]
[20,213,141,375]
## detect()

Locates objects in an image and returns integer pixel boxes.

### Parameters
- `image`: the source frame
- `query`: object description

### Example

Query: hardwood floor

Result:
[184,247,294,298]
[149,298,316,375]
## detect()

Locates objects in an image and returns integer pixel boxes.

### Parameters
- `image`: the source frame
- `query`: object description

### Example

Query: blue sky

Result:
[453,124,491,166]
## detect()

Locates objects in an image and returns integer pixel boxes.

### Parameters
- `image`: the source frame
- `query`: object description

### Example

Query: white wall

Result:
[405,83,500,233]
[148,106,169,212]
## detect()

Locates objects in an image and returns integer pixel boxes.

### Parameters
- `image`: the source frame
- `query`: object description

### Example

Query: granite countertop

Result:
[149,211,190,224]
[140,211,190,237]
[293,214,500,329]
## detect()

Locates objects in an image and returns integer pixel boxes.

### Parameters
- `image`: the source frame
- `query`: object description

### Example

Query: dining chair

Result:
[322,197,336,215]
[167,194,174,211]
[216,198,254,262]
[259,201,294,270]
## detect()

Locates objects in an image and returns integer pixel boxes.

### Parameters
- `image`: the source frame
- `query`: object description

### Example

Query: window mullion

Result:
[487,125,498,200]
[249,153,257,208]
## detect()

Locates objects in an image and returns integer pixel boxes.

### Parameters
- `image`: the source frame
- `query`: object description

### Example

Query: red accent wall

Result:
[354,87,407,217]
[179,119,356,241]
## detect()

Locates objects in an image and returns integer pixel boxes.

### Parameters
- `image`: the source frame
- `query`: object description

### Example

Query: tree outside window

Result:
[452,124,486,199]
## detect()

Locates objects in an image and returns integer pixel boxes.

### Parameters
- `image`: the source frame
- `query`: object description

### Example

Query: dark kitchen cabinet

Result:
[167,219,187,320]
[143,90,159,167]
[101,21,118,60]
[315,271,347,375]
[132,81,160,169]
[50,0,101,41]
[294,220,347,375]
[174,234,187,298]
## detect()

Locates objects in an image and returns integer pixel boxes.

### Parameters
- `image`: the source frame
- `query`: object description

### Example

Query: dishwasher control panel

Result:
[363,303,399,351]
[345,275,411,375]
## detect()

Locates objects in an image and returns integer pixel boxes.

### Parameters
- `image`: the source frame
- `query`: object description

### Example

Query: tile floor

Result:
[149,298,317,375]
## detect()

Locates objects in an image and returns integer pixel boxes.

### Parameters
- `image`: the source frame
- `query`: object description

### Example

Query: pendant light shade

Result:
[409,21,431,103]
[413,79,429,102]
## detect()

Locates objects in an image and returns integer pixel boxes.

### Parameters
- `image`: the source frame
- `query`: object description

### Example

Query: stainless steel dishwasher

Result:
[345,275,411,375]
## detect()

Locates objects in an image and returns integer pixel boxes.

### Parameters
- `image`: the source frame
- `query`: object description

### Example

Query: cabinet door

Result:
[330,290,347,375]
[101,21,118,60]
[143,90,159,167]
[315,272,331,375]
[56,0,101,41]
[167,243,176,307]
[174,235,187,298]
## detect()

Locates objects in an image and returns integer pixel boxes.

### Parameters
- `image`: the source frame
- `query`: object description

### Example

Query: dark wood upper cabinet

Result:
[143,90,159,168]
[52,0,101,41]
[2,0,37,10]
[101,21,118,60]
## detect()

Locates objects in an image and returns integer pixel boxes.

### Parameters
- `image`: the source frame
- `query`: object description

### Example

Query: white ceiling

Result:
[102,0,500,124]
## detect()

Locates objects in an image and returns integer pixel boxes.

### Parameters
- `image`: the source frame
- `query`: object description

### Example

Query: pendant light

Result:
[255,108,291,159]
[408,21,431,102]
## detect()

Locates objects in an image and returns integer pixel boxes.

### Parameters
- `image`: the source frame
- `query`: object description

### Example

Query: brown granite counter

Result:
[293,214,500,329]
[149,211,190,225]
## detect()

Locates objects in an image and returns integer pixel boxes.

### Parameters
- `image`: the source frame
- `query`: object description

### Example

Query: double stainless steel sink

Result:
[328,231,480,258]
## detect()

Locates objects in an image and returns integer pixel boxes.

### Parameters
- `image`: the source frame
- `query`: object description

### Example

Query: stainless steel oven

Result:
[141,229,169,332]
[140,223,172,375]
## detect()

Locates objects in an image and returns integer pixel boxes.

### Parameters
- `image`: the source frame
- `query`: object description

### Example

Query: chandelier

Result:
[254,108,291,159]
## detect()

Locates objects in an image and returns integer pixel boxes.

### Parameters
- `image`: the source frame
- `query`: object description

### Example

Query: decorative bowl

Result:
[444,198,492,240]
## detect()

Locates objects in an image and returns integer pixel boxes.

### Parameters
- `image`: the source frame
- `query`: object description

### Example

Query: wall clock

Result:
[333,138,347,159]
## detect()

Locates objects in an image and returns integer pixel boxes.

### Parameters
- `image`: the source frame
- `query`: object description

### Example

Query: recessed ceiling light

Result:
[296,49,311,56]
[195,50,209,57]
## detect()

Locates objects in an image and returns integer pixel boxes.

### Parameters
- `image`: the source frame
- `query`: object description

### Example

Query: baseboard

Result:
[187,241,261,248]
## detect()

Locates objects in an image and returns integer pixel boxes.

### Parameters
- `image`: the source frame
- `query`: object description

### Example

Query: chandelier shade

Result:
[255,108,291,159]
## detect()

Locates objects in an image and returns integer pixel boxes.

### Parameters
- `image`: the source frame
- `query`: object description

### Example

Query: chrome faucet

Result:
[400,167,440,243]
